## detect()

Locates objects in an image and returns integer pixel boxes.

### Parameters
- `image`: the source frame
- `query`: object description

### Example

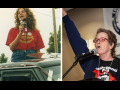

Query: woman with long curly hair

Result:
[6,8,45,62]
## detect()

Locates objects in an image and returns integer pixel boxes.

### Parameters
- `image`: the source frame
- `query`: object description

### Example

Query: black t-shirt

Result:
[91,58,120,81]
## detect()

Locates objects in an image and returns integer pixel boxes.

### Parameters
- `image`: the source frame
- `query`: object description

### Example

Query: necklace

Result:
[97,57,114,80]
[98,57,114,67]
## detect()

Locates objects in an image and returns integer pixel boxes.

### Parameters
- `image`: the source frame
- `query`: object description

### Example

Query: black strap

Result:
[87,56,97,78]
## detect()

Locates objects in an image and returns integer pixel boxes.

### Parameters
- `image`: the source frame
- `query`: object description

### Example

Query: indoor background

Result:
[62,8,120,81]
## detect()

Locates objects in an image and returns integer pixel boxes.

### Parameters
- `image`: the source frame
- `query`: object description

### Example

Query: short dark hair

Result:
[95,28,117,57]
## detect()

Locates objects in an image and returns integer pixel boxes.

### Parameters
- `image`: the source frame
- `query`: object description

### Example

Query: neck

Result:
[99,53,114,61]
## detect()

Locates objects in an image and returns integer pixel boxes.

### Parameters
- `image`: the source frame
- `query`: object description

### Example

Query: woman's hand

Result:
[19,22,26,33]
[62,8,67,17]
[9,21,26,51]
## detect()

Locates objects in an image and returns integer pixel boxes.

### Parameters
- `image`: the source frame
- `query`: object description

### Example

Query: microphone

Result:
[20,20,23,25]
[75,49,98,60]
[23,18,27,32]
[20,18,27,32]
[20,20,24,32]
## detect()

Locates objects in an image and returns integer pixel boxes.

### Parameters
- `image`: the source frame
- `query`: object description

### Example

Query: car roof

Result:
[0,58,61,69]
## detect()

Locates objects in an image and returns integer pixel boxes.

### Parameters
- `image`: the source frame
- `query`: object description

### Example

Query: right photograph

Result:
[62,8,120,81]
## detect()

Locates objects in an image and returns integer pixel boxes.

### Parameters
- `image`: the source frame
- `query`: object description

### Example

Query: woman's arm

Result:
[62,8,67,17]
[9,22,26,51]
[36,49,41,53]
[9,32,22,51]
[62,8,92,73]
[62,8,89,56]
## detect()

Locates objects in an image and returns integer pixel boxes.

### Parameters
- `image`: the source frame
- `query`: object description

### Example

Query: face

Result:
[18,8,27,21]
[94,32,114,55]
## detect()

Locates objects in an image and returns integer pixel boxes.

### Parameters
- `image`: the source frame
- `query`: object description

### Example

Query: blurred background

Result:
[62,8,120,81]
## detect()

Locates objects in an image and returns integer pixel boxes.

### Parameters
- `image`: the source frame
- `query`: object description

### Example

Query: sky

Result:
[0,8,61,62]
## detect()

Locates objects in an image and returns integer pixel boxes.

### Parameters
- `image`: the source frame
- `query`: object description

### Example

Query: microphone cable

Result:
[25,27,28,60]
[23,18,28,60]
[20,19,28,60]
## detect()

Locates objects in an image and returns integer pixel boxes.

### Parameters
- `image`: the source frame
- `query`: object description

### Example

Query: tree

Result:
[47,32,55,53]
[0,53,8,63]
[47,25,61,53]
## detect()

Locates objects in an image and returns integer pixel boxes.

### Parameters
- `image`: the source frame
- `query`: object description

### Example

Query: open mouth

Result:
[97,46,100,49]
[20,16,24,18]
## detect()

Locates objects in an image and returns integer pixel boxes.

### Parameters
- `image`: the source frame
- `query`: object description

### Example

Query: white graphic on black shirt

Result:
[93,66,118,81]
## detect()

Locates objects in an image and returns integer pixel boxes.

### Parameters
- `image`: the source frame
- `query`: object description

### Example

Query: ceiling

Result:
[65,8,73,11]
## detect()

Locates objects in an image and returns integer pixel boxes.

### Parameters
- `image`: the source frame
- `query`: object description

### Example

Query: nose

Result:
[18,11,22,15]
[20,12,22,15]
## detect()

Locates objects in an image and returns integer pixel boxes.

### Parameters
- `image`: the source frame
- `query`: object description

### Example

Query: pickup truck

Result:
[0,57,61,81]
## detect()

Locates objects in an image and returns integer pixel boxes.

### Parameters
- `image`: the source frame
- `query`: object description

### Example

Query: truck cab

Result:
[0,54,61,81]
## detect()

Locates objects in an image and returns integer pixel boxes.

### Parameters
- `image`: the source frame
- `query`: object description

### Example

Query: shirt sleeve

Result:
[6,28,15,46]
[36,30,45,50]
[63,15,89,56]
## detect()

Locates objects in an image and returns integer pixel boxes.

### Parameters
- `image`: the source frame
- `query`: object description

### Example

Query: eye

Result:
[100,38,105,41]
[22,10,25,13]
[93,39,98,43]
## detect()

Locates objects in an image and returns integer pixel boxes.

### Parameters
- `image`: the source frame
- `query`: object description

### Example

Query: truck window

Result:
[2,71,37,81]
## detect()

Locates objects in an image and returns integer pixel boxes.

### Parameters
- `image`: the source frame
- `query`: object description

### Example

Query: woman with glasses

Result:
[62,8,120,81]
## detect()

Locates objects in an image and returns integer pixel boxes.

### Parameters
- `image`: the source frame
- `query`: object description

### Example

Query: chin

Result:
[97,50,102,55]
[19,19,22,21]
[19,18,24,21]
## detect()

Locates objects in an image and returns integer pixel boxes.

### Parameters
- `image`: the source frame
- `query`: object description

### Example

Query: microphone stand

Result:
[62,57,83,79]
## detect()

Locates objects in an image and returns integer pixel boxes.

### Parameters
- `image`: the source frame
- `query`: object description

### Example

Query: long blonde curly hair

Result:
[14,8,38,31]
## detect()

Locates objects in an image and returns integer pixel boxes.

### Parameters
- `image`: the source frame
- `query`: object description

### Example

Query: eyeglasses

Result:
[93,37,109,43]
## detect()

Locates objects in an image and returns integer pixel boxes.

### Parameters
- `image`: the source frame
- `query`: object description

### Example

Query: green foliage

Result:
[57,25,61,53]
[47,32,55,53]
[47,25,61,53]
[0,53,8,63]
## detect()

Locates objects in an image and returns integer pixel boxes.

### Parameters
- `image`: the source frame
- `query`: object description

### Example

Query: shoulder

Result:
[34,29,41,34]
[114,57,120,64]
[31,29,40,32]
[35,29,40,32]
[8,27,18,33]
[114,57,120,61]
[9,27,18,31]
[31,29,41,36]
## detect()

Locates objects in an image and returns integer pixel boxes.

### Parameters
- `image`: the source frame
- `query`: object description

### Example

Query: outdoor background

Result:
[0,8,61,63]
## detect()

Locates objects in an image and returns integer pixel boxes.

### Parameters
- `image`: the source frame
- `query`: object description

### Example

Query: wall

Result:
[62,8,104,81]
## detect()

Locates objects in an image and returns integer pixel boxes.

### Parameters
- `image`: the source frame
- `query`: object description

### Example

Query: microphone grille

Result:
[20,21,23,24]
[92,49,98,55]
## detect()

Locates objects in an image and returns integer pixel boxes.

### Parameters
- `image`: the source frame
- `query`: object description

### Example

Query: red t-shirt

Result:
[6,27,45,51]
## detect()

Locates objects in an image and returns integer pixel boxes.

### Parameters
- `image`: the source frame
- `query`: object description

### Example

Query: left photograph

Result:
[0,8,61,81]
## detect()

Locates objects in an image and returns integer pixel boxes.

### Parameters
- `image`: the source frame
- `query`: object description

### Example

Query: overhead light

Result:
[85,39,95,50]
